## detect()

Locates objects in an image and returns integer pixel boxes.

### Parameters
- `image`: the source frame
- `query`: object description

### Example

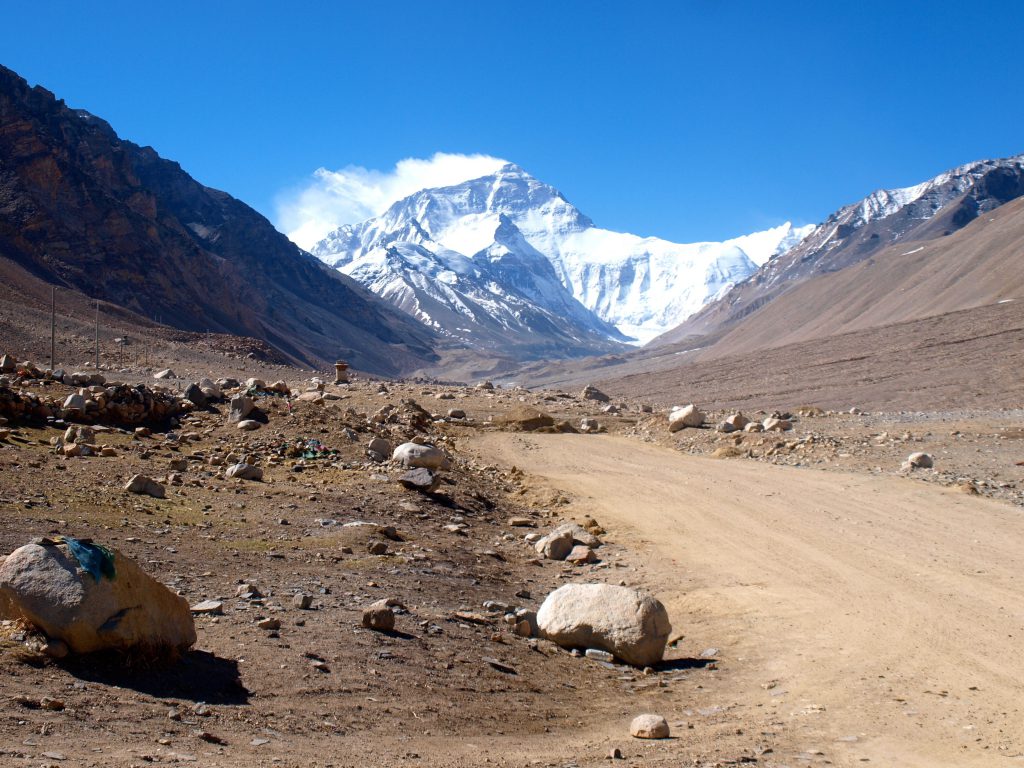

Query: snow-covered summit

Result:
[311,163,805,345]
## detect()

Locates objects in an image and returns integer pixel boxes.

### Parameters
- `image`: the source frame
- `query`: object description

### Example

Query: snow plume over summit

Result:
[277,153,508,249]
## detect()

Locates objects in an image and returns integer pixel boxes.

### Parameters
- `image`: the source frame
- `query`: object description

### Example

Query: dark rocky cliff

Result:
[0,65,438,374]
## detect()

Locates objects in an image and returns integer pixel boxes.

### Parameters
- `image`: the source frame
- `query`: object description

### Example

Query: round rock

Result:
[537,583,671,667]
[906,451,934,468]
[630,714,669,739]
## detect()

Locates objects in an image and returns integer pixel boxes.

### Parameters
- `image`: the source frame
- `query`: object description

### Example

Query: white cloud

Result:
[276,152,508,250]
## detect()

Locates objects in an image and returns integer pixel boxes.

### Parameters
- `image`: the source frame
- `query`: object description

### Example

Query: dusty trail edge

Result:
[470,432,1024,768]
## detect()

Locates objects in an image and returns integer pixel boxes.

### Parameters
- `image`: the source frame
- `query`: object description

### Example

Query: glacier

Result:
[311,163,809,344]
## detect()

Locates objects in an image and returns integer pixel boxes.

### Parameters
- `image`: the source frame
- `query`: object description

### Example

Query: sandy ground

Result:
[472,432,1024,768]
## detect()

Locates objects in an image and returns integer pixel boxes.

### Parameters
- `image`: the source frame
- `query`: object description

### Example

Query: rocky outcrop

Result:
[494,407,556,432]
[581,385,610,402]
[0,375,188,428]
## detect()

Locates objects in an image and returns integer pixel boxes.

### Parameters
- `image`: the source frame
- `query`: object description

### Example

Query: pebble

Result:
[190,600,224,615]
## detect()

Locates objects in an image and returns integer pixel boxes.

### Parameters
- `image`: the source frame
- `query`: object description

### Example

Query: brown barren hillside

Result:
[513,299,1024,411]
[697,195,1024,359]
[0,65,439,375]
[661,154,1024,345]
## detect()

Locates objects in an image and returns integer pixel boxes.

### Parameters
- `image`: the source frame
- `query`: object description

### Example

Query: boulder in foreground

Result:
[0,538,196,655]
[537,583,671,667]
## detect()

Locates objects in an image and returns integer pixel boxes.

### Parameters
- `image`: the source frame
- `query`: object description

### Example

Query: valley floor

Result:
[0,363,1021,767]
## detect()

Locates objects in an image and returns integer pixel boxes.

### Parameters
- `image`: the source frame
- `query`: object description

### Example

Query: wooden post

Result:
[49,286,55,369]
[94,301,99,370]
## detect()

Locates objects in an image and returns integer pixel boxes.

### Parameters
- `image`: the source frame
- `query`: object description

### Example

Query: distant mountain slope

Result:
[0,64,438,375]
[687,194,1024,359]
[312,163,807,344]
[661,154,1024,345]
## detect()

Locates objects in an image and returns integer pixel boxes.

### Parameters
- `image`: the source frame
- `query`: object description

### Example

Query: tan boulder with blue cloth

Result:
[0,537,196,655]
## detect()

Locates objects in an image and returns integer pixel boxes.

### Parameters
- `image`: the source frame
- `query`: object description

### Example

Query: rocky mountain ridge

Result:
[0,64,438,375]
[312,163,810,344]
[662,153,1024,344]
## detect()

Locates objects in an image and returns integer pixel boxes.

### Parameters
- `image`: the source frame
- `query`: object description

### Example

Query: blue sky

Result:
[3,1,1022,245]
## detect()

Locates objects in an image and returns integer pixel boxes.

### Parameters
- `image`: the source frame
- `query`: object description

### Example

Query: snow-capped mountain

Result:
[311,163,809,345]
[659,153,1024,344]
[333,213,625,358]
[758,153,1024,289]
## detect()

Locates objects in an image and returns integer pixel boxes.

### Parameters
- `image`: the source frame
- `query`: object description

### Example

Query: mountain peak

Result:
[495,161,528,176]
[309,163,801,344]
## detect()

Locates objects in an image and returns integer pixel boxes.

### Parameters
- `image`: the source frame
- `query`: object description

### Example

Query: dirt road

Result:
[473,432,1024,767]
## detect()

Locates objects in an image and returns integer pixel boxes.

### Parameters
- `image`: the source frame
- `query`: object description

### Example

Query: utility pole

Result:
[94,300,99,370]
[49,286,55,369]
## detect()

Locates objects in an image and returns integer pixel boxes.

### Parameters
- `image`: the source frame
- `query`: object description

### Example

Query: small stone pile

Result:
[0,354,189,427]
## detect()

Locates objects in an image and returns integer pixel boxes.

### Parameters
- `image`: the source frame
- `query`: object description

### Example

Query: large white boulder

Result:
[668,404,704,432]
[0,540,196,655]
[537,583,671,667]
[392,442,451,470]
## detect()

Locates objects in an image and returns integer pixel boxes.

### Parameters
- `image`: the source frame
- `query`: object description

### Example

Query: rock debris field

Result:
[0,354,1021,767]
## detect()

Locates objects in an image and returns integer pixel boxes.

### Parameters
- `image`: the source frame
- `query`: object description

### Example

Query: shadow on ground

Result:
[655,657,717,671]
[62,649,249,704]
